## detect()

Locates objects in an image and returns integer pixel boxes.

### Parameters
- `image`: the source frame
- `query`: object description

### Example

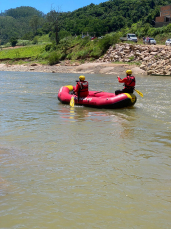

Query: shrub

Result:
[48,52,61,65]
[80,36,90,47]
[75,50,89,59]
[90,46,102,58]
[10,37,18,47]
[45,44,52,51]
[32,37,38,44]
[66,53,73,60]
[98,34,119,54]
[45,43,56,52]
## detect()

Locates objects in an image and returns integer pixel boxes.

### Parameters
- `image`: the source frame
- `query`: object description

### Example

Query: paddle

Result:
[135,89,143,97]
[70,96,75,107]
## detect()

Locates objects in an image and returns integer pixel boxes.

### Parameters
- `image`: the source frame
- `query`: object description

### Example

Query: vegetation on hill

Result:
[1,0,171,65]
[0,7,45,44]
[1,0,171,44]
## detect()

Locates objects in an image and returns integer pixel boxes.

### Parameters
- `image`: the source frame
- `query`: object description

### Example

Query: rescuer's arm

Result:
[117,76,127,83]
[74,83,80,95]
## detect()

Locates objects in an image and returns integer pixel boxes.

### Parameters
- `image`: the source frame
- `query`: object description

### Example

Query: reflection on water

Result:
[0,72,171,228]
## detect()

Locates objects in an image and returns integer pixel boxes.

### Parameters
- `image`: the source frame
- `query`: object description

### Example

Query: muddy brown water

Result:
[0,71,171,229]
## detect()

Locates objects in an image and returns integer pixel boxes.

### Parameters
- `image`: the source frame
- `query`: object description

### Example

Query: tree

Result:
[29,15,39,35]
[10,37,18,47]
[59,37,71,56]
[47,7,62,45]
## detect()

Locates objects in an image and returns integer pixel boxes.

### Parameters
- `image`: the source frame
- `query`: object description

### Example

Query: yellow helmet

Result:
[79,75,85,81]
[126,70,132,75]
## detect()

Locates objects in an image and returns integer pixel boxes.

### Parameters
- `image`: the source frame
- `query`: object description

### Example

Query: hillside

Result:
[0,7,45,44]
[1,0,171,45]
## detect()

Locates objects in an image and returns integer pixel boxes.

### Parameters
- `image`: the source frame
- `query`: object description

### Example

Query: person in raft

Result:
[115,70,136,95]
[74,75,89,97]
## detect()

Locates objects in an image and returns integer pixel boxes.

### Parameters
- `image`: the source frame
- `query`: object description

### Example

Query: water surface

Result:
[0,71,171,229]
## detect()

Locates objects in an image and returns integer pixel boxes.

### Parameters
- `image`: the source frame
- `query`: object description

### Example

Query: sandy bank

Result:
[0,62,146,75]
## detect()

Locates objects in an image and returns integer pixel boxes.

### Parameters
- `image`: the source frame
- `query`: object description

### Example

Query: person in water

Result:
[115,70,136,95]
[74,75,89,97]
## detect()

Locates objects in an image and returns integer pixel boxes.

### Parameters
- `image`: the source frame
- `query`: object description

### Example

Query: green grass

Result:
[0,44,46,59]
[0,31,167,66]
[37,34,51,43]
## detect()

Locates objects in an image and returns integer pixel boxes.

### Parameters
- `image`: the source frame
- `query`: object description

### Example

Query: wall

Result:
[160,5,171,17]
[155,5,171,27]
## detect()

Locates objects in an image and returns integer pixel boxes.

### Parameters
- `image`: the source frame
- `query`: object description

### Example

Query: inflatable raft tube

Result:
[58,85,137,109]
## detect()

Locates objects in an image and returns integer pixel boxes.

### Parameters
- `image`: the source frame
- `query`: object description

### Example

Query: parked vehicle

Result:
[91,36,97,40]
[120,33,138,43]
[165,38,171,46]
[98,36,104,39]
[145,38,156,45]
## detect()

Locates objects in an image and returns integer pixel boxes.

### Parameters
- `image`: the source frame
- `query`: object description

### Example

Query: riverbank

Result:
[2,43,171,75]
[0,62,145,75]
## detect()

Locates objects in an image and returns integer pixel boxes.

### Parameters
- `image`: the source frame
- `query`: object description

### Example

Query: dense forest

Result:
[0,7,45,44]
[1,0,171,45]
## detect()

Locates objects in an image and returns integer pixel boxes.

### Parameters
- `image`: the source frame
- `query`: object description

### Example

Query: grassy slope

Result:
[0,45,46,59]
[0,33,169,65]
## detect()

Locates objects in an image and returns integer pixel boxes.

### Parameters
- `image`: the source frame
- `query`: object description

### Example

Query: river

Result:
[0,71,171,229]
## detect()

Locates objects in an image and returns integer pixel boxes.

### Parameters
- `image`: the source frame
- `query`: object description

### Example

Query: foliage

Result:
[10,37,18,47]
[2,1,171,65]
[0,45,47,59]
[17,39,32,46]
[46,8,62,45]
[48,51,61,65]
[1,0,171,45]
[98,33,120,54]
[29,15,41,35]
[59,30,72,40]
[32,36,38,44]
[59,37,72,55]
[45,44,52,51]
[90,46,102,58]
[0,7,45,44]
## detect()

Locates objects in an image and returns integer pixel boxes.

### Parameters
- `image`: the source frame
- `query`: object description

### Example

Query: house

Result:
[155,5,171,27]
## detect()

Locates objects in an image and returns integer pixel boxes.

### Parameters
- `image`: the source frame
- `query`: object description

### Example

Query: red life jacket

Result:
[124,76,135,89]
[77,81,89,97]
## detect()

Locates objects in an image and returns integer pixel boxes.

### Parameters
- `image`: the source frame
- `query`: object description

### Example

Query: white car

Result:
[165,39,171,46]
[145,38,156,45]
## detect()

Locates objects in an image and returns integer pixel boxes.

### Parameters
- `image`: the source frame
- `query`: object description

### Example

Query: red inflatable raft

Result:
[58,85,137,109]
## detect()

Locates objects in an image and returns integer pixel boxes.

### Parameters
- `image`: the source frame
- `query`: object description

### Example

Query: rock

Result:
[140,64,147,70]
[150,52,158,55]
[96,43,171,75]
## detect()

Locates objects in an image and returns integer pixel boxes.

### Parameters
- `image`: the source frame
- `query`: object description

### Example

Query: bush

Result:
[10,37,18,47]
[98,34,119,54]
[80,36,90,47]
[45,44,52,51]
[45,43,56,52]
[32,37,38,44]
[75,50,89,59]
[48,52,61,65]
[90,46,102,58]
[66,53,73,60]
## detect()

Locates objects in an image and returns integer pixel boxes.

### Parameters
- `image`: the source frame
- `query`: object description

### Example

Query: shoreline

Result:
[0,62,146,75]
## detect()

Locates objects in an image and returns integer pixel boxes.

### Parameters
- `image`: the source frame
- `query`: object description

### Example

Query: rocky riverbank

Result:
[0,61,145,75]
[97,43,171,75]
[0,43,170,75]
